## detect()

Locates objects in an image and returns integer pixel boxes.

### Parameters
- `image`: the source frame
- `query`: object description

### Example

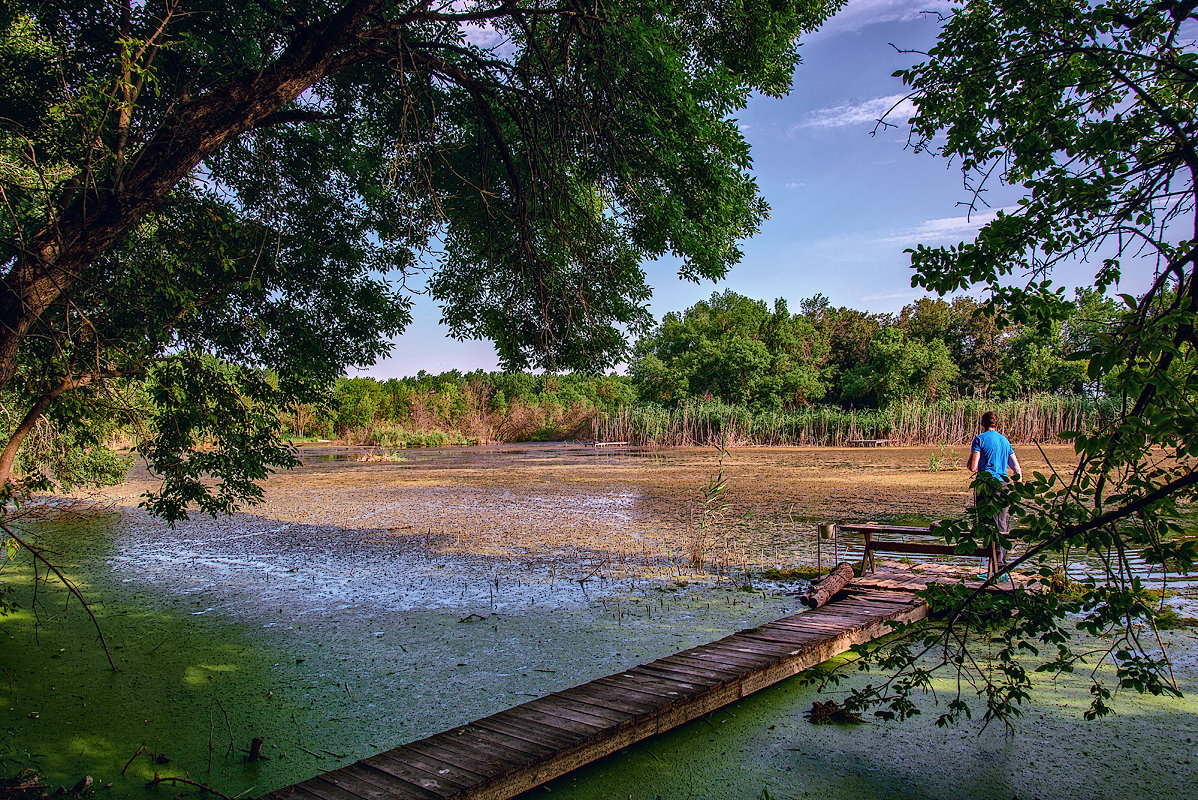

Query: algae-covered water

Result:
[4,446,1197,799]
[1,508,798,798]
[518,632,1198,800]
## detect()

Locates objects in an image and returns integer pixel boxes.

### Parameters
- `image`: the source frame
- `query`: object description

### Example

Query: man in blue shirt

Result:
[967,411,1021,567]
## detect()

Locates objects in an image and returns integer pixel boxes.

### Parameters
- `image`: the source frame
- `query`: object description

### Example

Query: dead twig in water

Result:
[215,698,235,757]
[121,740,146,775]
[2,523,116,670]
[146,774,234,800]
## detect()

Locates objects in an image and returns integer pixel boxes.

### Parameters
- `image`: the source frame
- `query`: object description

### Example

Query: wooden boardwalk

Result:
[261,577,933,800]
[855,560,1037,593]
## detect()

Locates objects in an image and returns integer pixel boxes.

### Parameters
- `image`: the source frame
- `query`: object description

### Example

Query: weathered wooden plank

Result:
[522,695,633,726]
[306,775,378,800]
[366,750,481,792]
[264,786,336,800]
[676,643,775,667]
[653,654,747,681]
[630,662,727,687]
[839,524,940,535]
[839,590,917,605]
[738,629,825,649]
[471,714,584,751]
[352,765,458,799]
[743,623,826,641]
[544,686,656,720]
[556,682,666,715]
[491,705,608,740]
[404,729,540,772]
[261,786,331,800]
[591,675,696,704]
[715,636,799,658]
[589,676,692,707]
[328,763,447,800]
[599,669,706,696]
[770,618,865,635]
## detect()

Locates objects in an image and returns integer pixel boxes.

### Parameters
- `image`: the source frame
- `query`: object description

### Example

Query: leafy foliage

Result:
[631,290,830,409]
[828,0,1198,725]
[632,289,1117,408]
[0,0,840,517]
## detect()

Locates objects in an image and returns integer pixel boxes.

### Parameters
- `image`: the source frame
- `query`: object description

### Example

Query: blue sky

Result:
[363,1,1038,378]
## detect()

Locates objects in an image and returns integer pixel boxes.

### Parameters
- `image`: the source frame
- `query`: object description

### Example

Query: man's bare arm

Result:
[967,451,980,472]
[1008,452,1021,479]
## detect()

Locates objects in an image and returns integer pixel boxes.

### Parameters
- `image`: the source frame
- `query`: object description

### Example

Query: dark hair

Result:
[981,410,998,429]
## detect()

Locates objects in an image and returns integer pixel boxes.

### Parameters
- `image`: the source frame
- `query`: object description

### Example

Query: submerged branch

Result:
[0,523,117,671]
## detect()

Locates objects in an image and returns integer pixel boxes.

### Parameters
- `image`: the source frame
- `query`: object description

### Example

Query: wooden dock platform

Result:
[260,574,938,800]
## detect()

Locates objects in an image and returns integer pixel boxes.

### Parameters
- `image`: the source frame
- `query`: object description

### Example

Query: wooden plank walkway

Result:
[854,560,1038,593]
[260,578,931,800]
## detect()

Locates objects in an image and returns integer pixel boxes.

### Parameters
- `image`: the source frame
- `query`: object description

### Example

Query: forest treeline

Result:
[282,290,1119,447]
[2,290,1120,476]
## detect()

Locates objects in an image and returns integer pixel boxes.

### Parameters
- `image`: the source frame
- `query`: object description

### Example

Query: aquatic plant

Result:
[593,395,1100,447]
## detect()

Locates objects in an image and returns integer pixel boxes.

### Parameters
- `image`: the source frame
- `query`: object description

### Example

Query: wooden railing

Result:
[836,523,998,576]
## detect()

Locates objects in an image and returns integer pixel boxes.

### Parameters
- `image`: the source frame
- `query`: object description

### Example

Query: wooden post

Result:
[801,562,854,609]
[817,523,836,577]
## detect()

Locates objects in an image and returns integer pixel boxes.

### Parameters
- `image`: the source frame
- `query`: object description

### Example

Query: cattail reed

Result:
[592,395,1103,447]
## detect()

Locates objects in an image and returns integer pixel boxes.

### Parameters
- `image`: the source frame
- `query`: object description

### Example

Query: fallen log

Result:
[800,562,854,609]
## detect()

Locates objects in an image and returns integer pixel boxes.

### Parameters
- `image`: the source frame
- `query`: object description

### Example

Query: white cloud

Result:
[807,0,952,39]
[798,93,917,129]
[462,23,507,49]
[861,289,921,302]
[879,207,1017,246]
[784,181,806,189]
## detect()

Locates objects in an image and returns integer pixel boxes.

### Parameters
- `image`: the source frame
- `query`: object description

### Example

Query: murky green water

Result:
[2,447,1196,799]
[1,510,798,798]
[517,633,1198,800]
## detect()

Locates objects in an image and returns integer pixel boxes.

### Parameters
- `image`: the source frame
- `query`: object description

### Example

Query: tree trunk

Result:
[801,562,854,609]
[0,0,385,393]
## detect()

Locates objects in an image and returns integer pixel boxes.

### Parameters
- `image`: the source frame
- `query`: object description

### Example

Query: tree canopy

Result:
[834,0,1198,726]
[630,289,1109,409]
[0,0,839,517]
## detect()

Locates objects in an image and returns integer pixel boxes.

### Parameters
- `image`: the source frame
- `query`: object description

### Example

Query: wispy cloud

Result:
[784,181,807,189]
[807,0,952,39]
[462,23,517,59]
[879,207,1017,246]
[798,93,916,129]
[861,289,921,302]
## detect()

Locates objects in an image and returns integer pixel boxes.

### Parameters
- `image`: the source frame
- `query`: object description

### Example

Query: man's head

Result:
[981,410,998,430]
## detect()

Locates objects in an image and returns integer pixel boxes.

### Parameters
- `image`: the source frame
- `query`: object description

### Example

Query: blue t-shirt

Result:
[971,429,1014,481]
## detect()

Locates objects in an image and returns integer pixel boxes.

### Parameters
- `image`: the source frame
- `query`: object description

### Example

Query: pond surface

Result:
[2,444,1196,798]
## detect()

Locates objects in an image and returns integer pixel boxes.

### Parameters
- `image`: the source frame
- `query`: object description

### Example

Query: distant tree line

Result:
[266,289,1122,446]
[630,289,1120,410]
[1,288,1124,465]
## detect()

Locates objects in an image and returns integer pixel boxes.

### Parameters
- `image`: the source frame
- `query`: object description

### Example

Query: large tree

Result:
[835,0,1198,726]
[630,289,831,409]
[0,0,838,517]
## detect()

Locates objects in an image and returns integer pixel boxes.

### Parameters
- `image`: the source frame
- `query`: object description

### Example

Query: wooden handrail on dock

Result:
[260,579,931,800]
[837,523,998,576]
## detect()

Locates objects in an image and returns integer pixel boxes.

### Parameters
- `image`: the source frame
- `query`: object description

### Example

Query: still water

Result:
[3,445,1195,798]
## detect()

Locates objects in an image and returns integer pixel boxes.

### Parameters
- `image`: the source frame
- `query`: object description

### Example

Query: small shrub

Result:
[761,566,823,582]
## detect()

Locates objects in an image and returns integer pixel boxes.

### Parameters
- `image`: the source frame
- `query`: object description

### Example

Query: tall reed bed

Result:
[593,395,1105,447]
